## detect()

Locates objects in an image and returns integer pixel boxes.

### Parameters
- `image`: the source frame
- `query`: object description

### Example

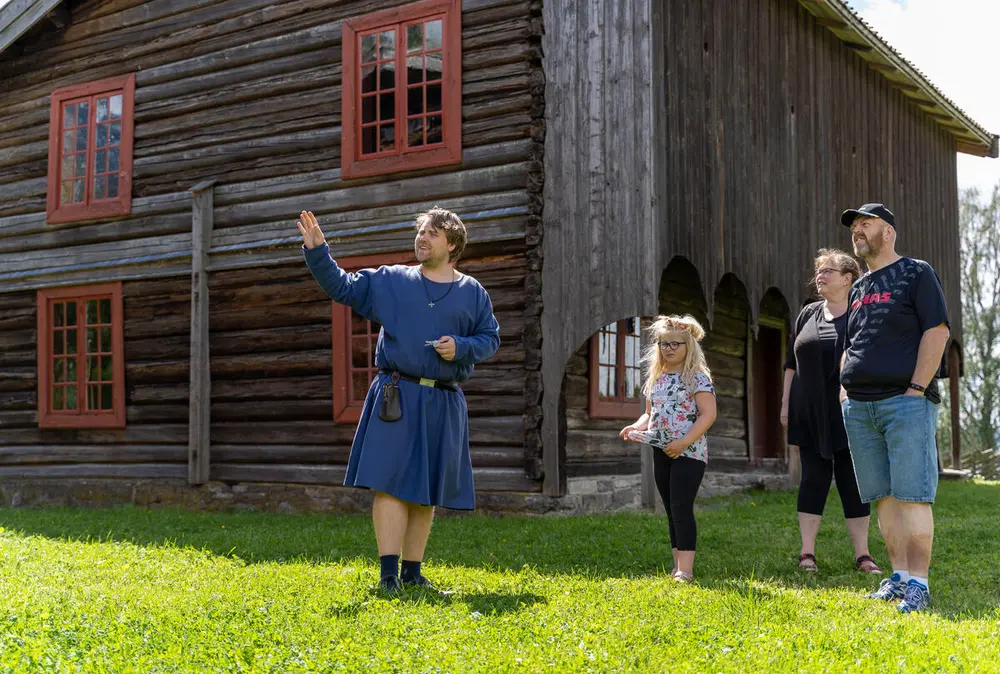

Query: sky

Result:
[1,0,996,191]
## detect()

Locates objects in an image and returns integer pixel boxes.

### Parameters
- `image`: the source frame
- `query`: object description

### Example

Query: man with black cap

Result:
[838,203,951,614]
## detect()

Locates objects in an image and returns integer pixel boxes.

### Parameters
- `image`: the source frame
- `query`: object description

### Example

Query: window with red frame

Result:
[589,317,646,419]
[46,74,135,224]
[332,252,415,422]
[341,0,462,179]
[36,283,125,429]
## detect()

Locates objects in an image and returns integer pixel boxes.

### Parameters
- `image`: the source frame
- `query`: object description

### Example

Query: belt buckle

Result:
[418,377,436,387]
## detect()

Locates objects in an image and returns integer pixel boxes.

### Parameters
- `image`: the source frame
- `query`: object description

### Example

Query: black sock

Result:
[380,554,399,579]
[401,560,422,582]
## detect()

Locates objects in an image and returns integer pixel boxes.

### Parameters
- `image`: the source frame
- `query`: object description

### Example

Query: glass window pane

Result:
[61,155,74,179]
[53,330,64,355]
[87,384,99,411]
[101,356,113,381]
[351,337,369,368]
[101,384,113,410]
[108,148,119,172]
[426,115,442,144]
[109,122,121,146]
[378,63,395,92]
[77,101,89,127]
[379,30,395,60]
[86,328,98,354]
[66,385,77,410]
[74,153,86,177]
[379,124,394,152]
[361,126,377,155]
[425,53,442,81]
[72,179,85,203]
[407,24,422,53]
[87,356,99,382]
[427,83,441,112]
[407,117,424,147]
[63,104,76,128]
[407,56,423,85]
[361,33,377,64]
[53,386,64,411]
[66,302,77,326]
[93,175,107,200]
[97,97,109,123]
[100,327,112,351]
[66,329,77,354]
[96,124,107,148]
[425,20,442,51]
[54,303,64,327]
[54,358,65,383]
[76,127,88,152]
[99,299,111,324]
[62,131,74,154]
[60,181,73,205]
[351,372,369,402]
[108,174,119,198]
[86,300,98,324]
[361,65,377,94]
[110,95,122,119]
[361,95,376,125]
[407,86,423,117]
[67,358,77,383]
[379,92,395,122]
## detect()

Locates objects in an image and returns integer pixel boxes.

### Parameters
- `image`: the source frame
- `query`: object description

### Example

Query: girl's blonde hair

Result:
[641,314,712,397]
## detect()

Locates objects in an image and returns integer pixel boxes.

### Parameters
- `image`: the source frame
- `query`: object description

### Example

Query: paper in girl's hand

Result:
[425,340,440,347]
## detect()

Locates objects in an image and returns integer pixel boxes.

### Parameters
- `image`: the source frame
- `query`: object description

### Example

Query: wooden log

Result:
[564,429,637,461]
[0,366,35,392]
[1,424,188,445]
[0,410,36,427]
[713,375,745,399]
[188,181,213,485]
[0,444,187,465]
[702,332,746,358]
[707,435,749,458]
[126,404,189,424]
[211,400,333,422]
[705,351,746,379]
[210,463,537,491]
[565,459,641,477]
[0,463,187,479]
[0,390,35,409]
[210,444,524,468]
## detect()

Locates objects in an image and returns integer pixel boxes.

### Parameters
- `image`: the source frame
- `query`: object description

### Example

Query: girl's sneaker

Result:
[672,571,693,584]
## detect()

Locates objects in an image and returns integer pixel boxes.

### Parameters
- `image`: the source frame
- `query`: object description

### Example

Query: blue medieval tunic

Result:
[304,243,500,510]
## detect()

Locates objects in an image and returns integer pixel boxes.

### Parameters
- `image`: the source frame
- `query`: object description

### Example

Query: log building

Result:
[0,0,995,512]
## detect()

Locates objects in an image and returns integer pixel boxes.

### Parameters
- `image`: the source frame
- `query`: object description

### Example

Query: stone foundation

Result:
[699,469,793,499]
[562,474,645,513]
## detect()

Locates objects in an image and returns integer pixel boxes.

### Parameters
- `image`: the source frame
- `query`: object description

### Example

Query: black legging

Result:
[797,446,870,519]
[652,451,706,551]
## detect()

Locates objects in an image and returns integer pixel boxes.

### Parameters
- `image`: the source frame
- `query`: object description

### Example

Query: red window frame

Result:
[36,282,126,429]
[332,251,416,422]
[589,318,646,419]
[341,0,462,179]
[46,74,135,225]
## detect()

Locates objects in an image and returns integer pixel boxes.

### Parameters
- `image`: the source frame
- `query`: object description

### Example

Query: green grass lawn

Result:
[1,480,998,673]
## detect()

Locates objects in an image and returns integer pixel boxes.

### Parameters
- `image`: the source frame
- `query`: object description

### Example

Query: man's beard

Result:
[853,235,881,261]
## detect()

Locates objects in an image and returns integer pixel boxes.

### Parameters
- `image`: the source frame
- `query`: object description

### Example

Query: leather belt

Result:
[380,370,459,392]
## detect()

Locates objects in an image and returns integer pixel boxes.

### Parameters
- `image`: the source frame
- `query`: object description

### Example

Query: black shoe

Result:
[379,575,402,594]
[403,575,451,595]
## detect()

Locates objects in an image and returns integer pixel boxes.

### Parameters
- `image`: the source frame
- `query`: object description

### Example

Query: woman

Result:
[781,249,881,574]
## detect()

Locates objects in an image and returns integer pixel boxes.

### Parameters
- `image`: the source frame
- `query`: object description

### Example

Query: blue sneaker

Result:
[867,574,907,601]
[897,580,931,614]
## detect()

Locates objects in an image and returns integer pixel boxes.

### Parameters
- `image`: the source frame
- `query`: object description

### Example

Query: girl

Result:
[620,315,717,583]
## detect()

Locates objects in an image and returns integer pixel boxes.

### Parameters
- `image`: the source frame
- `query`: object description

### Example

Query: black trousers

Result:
[797,446,871,519]
[652,451,706,551]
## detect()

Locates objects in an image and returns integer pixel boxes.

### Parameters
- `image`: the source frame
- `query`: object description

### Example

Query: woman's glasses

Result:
[658,340,685,351]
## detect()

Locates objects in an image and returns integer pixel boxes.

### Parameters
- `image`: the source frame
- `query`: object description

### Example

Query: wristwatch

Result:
[908,382,926,394]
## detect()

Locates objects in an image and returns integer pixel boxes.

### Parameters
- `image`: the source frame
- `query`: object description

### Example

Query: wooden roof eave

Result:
[0,0,64,56]
[796,0,999,159]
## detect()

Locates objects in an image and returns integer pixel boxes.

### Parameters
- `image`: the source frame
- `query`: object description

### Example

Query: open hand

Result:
[296,211,326,249]
[434,336,457,361]
[619,424,639,440]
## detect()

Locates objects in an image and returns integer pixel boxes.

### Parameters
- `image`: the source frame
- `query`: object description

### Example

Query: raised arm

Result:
[297,211,377,321]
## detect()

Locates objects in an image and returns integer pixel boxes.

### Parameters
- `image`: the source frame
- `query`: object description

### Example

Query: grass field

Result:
[0,480,998,673]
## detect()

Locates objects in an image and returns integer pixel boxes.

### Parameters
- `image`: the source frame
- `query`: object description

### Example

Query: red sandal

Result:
[798,553,818,572]
[855,554,883,575]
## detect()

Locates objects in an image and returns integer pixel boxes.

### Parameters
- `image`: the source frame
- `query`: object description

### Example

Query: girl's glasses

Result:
[658,341,684,351]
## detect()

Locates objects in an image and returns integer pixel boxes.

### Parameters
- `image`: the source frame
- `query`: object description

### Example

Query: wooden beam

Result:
[813,17,846,29]
[949,344,961,470]
[188,179,215,485]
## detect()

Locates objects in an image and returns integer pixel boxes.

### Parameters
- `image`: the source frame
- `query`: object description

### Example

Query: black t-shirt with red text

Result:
[841,257,949,403]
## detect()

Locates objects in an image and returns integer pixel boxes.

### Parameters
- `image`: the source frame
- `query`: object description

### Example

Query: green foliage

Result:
[0,482,998,672]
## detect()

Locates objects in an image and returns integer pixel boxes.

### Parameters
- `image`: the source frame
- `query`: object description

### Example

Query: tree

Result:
[939,184,1000,479]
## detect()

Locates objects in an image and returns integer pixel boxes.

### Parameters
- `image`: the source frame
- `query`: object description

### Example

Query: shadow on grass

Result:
[329,588,546,619]
[1,481,998,620]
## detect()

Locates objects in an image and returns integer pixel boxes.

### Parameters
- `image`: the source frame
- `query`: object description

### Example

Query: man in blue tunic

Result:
[297,207,500,593]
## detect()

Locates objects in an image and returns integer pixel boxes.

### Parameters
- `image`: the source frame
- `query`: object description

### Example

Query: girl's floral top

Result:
[626,372,714,463]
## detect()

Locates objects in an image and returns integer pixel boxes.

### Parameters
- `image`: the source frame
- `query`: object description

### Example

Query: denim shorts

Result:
[840,394,939,504]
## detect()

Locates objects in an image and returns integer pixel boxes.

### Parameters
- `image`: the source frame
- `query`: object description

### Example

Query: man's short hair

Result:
[416,208,467,262]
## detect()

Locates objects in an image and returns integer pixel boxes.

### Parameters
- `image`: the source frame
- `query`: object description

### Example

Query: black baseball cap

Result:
[841,203,896,228]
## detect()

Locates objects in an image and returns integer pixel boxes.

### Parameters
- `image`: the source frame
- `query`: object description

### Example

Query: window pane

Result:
[76,101,89,127]
[86,328,98,354]
[109,148,119,172]
[99,299,111,324]
[427,83,441,112]
[76,127,88,152]
[407,87,423,117]
[351,337,369,368]
[53,330,64,355]
[54,358,65,383]
[361,65,377,94]
[96,97,109,123]
[379,92,395,122]
[361,126,377,155]
[378,63,395,92]
[110,95,122,119]
[87,384,99,411]
[61,155,74,179]
[407,24,423,53]
[54,303,64,327]
[407,117,424,147]
[66,302,77,326]
[93,175,106,200]
[407,56,423,85]
[361,95,376,125]
[62,131,74,153]
[87,355,99,382]
[109,122,121,145]
[379,125,394,152]
[426,115,442,144]
[361,33,377,64]
[100,327,112,352]
[101,356,113,381]
[74,153,87,177]
[53,386,64,411]
[425,52,442,81]
[95,149,107,173]
[425,20,442,51]
[626,367,639,399]
[96,123,108,148]
[67,358,77,383]
[86,300,98,324]
[63,104,76,128]
[66,329,77,354]
[108,174,119,198]
[351,372,370,402]
[101,384,113,410]
[378,30,395,60]
[60,181,73,205]
[73,179,85,203]
[66,385,77,410]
